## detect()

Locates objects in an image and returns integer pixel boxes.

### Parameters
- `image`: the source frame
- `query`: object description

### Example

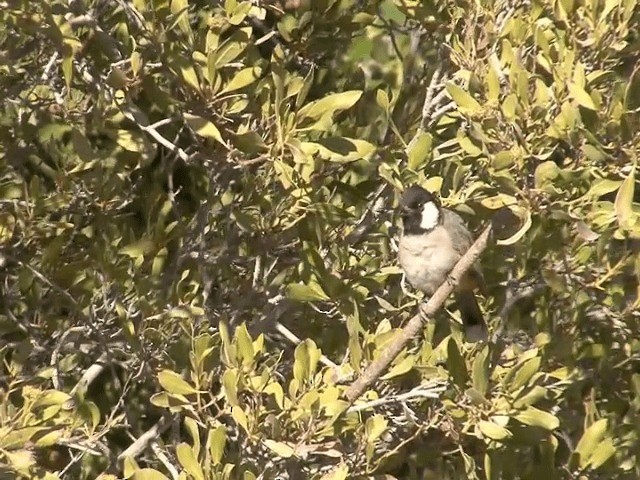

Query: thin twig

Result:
[347,382,447,413]
[117,415,172,462]
[70,352,110,397]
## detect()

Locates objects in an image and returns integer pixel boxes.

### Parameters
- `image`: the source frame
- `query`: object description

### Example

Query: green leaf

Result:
[508,356,541,392]
[131,469,171,480]
[447,338,469,388]
[222,369,238,406]
[286,282,330,302]
[514,406,559,430]
[297,90,362,120]
[235,324,255,366]
[176,443,205,480]
[184,113,226,146]
[376,89,390,112]
[585,179,622,198]
[220,66,263,94]
[381,355,415,380]
[119,238,155,259]
[446,83,482,114]
[214,27,251,67]
[231,405,249,433]
[365,414,388,443]
[574,418,608,467]
[472,346,489,396]
[293,339,320,384]
[534,161,560,189]
[614,167,635,229]
[263,439,295,458]
[208,425,226,465]
[568,83,597,110]
[478,420,512,441]
[587,437,615,469]
[407,131,433,169]
[486,66,501,101]
[312,137,376,162]
[158,370,198,395]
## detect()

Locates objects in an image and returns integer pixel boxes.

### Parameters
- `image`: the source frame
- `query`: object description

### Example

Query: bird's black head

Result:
[399,185,441,234]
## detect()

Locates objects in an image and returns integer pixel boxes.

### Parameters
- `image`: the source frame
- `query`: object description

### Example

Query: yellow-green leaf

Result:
[575,418,608,467]
[446,83,482,114]
[297,90,362,120]
[567,83,597,110]
[321,463,348,480]
[184,113,226,146]
[209,425,226,465]
[286,282,330,302]
[220,66,263,94]
[514,406,559,430]
[614,167,635,229]
[176,443,205,480]
[157,370,198,395]
[263,439,295,458]
[131,469,170,480]
[478,420,512,441]
[407,131,433,169]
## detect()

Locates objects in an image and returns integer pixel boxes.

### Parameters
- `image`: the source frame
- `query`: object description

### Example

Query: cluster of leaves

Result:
[1,0,640,478]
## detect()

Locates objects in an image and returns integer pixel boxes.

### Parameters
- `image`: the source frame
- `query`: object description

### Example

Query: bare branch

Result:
[117,415,172,462]
[347,381,447,413]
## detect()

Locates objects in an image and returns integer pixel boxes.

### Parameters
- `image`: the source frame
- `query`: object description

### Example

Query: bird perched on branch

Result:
[398,185,488,342]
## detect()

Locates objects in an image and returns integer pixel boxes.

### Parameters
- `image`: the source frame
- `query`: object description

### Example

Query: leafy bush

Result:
[1,0,639,478]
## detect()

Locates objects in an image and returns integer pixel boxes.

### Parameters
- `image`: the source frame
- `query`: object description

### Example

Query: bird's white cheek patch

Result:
[420,201,440,230]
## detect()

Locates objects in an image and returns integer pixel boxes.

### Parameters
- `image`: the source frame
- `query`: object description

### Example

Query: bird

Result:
[398,184,488,342]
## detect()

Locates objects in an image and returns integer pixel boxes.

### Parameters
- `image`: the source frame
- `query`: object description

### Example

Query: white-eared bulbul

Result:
[398,185,488,342]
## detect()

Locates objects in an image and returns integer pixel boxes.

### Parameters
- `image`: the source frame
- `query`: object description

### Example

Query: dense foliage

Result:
[1,0,640,478]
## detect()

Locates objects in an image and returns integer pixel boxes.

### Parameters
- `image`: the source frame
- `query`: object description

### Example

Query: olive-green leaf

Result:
[407,131,433,169]
[286,282,330,302]
[176,443,205,480]
[478,420,512,441]
[297,90,362,120]
[508,356,541,392]
[381,355,415,380]
[131,469,170,480]
[263,439,295,458]
[587,437,615,469]
[222,369,238,406]
[321,463,348,480]
[514,406,559,430]
[472,345,489,396]
[220,66,263,94]
[447,338,469,388]
[184,113,226,146]
[231,405,249,433]
[235,323,255,365]
[446,83,482,114]
[534,161,560,188]
[365,414,388,443]
[568,83,597,110]
[208,425,226,465]
[157,370,198,395]
[614,167,635,228]
[575,418,608,467]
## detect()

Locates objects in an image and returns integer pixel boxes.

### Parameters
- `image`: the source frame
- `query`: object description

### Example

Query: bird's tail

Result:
[454,290,488,342]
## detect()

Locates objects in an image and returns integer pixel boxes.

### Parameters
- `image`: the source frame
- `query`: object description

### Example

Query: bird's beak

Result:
[400,205,411,217]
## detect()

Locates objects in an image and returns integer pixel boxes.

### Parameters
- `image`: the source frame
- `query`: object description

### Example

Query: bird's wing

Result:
[442,209,488,295]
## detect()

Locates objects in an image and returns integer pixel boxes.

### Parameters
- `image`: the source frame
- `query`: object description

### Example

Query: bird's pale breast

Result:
[398,226,460,296]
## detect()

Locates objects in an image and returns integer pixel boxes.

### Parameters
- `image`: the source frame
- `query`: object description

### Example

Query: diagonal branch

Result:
[344,223,494,403]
